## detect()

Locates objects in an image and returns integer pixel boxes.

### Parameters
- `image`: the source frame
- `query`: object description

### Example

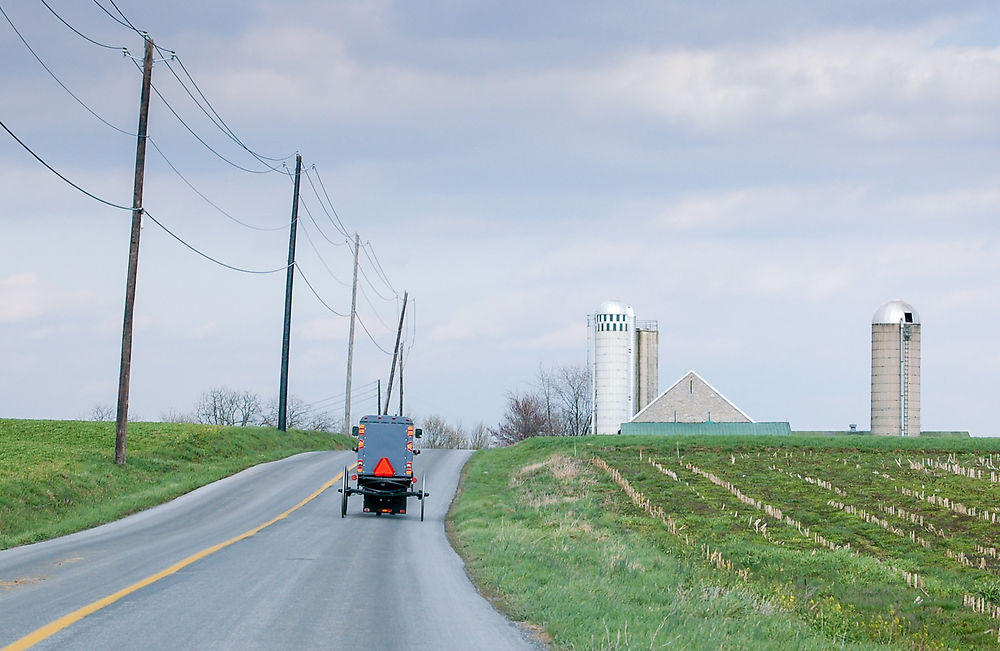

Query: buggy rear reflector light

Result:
[358,439,365,449]
[358,424,365,435]
[356,460,363,473]
[412,477,418,484]
[373,457,395,477]
[407,426,414,437]
[406,461,412,475]
[407,441,413,451]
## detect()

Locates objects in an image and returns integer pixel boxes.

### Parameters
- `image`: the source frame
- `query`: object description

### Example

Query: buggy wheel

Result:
[340,467,348,518]
[420,476,426,522]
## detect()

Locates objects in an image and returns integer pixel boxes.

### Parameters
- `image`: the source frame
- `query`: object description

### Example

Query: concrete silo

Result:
[871,299,921,436]
[591,300,636,434]
[635,321,659,413]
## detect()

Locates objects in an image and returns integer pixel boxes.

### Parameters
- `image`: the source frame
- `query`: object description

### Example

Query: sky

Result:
[1,1,999,435]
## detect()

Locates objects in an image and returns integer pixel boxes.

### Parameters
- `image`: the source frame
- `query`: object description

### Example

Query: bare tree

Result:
[421,414,468,448]
[489,392,545,446]
[468,421,491,449]
[91,404,114,422]
[536,365,558,437]
[261,395,306,430]
[552,364,592,436]
[161,408,194,423]
[195,388,263,427]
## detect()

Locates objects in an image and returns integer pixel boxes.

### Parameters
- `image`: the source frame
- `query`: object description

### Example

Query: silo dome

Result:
[598,300,634,317]
[873,299,920,325]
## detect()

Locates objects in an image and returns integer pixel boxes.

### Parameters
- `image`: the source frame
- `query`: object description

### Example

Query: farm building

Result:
[621,370,790,436]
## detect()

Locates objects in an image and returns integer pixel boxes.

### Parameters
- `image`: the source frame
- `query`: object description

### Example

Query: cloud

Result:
[578,26,1000,136]
[0,273,90,322]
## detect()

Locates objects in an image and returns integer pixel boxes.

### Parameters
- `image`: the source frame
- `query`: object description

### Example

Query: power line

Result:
[0,4,134,137]
[100,0,141,34]
[302,167,350,238]
[132,57,276,175]
[147,137,286,232]
[298,195,350,248]
[0,117,131,210]
[294,264,350,317]
[309,165,353,238]
[298,221,352,288]
[39,0,126,50]
[361,241,399,297]
[356,312,394,356]
[144,209,290,274]
[169,55,294,164]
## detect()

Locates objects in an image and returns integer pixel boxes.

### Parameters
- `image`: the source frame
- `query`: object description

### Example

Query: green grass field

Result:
[450,435,1000,650]
[0,419,350,550]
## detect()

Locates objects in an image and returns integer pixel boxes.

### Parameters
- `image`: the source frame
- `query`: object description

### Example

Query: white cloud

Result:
[0,273,90,322]
[579,27,1000,136]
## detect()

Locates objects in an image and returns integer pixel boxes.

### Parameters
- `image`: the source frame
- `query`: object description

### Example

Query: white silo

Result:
[591,300,636,434]
[871,299,921,436]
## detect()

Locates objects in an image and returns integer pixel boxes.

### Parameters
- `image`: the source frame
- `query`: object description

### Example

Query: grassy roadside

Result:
[450,435,1000,649]
[450,437,890,650]
[0,419,351,550]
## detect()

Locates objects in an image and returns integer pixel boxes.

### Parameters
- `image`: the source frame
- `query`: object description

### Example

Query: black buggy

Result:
[338,415,429,520]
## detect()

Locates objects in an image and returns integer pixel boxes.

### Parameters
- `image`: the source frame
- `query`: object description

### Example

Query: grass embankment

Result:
[0,419,351,550]
[450,435,1000,650]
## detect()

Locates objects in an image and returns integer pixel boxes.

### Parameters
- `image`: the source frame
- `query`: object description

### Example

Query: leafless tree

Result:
[468,421,491,449]
[421,414,469,448]
[260,395,306,430]
[91,404,114,422]
[195,388,263,427]
[161,408,194,423]
[552,364,592,436]
[489,392,545,446]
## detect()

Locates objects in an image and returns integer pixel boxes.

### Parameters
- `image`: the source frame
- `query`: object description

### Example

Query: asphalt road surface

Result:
[0,449,541,650]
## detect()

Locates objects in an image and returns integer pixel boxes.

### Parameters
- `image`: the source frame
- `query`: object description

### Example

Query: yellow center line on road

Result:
[3,465,354,651]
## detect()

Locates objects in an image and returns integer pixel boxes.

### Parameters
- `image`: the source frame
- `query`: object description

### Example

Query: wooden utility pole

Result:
[382,291,408,416]
[342,234,360,434]
[377,380,381,415]
[398,338,404,416]
[114,36,154,465]
[278,154,302,431]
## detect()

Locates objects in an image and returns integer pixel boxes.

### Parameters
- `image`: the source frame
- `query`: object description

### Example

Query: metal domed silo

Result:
[871,299,921,436]
[591,300,636,435]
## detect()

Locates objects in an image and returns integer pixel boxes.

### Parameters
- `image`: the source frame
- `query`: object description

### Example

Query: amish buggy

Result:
[339,415,429,520]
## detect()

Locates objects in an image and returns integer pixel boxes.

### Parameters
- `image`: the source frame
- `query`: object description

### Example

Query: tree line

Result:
[90,361,592,448]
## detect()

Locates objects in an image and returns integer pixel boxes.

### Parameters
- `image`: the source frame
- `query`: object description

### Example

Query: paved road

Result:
[0,450,540,650]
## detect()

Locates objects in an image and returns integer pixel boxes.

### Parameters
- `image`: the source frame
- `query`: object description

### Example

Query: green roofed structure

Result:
[621,421,791,436]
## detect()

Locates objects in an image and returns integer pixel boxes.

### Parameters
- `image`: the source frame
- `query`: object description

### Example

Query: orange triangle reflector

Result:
[373,457,395,477]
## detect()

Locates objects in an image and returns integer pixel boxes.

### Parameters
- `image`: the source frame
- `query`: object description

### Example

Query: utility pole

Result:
[382,291,408,416]
[114,36,154,466]
[277,153,302,432]
[343,234,360,434]
[377,380,381,415]
[398,336,404,416]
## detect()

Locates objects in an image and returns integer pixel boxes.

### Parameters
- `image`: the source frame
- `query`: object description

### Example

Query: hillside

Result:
[450,435,1000,649]
[0,419,350,550]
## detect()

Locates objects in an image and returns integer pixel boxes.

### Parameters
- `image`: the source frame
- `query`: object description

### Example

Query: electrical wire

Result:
[38,0,126,50]
[309,165,353,238]
[298,196,350,248]
[157,55,287,173]
[0,117,132,210]
[298,221,352,288]
[294,264,349,317]
[0,4,134,137]
[104,0,142,34]
[144,209,290,274]
[169,55,294,164]
[356,312,394,356]
[303,167,350,238]
[130,58,275,175]
[147,137,287,232]
[358,265,397,302]
[357,282,395,331]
